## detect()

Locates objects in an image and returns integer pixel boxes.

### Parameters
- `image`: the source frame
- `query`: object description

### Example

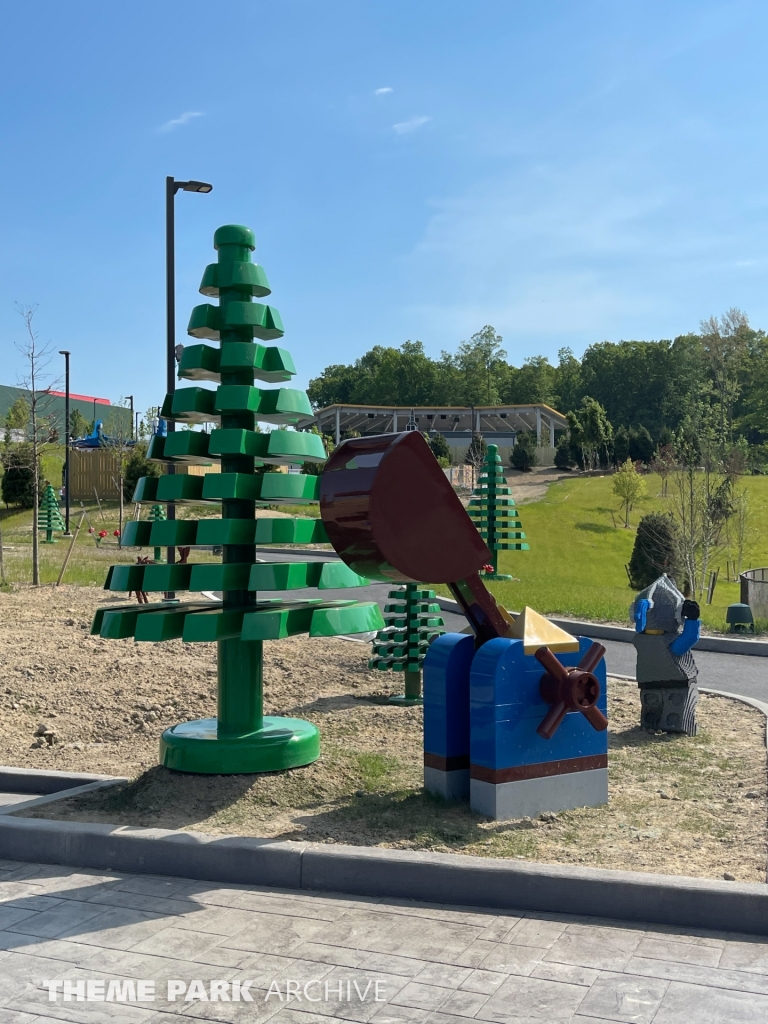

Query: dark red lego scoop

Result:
[320,431,516,644]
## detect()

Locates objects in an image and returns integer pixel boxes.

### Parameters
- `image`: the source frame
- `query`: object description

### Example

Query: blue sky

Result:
[2,0,767,417]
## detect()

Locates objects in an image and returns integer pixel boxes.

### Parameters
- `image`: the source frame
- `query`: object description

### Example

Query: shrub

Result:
[123,443,161,502]
[629,425,655,464]
[426,431,451,464]
[510,431,538,471]
[613,425,630,465]
[554,435,574,470]
[1,446,40,508]
[628,512,682,590]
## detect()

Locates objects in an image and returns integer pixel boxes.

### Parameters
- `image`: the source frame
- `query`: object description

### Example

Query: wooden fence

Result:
[68,449,220,501]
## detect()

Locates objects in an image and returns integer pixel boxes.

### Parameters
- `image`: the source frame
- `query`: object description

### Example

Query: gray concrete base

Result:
[424,765,470,801]
[470,768,608,821]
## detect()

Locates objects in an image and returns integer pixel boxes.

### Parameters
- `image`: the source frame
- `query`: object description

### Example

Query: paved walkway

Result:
[1,861,768,1022]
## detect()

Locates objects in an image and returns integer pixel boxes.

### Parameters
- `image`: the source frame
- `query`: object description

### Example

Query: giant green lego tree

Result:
[467,443,529,580]
[39,484,65,543]
[92,224,383,774]
[369,583,445,705]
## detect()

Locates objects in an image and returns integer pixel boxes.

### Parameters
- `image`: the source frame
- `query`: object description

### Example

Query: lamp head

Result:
[180,180,213,193]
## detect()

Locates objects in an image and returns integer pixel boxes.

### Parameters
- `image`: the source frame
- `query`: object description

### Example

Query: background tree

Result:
[68,408,88,440]
[103,399,135,543]
[300,426,335,475]
[649,444,676,497]
[455,325,507,404]
[1,445,39,508]
[700,308,750,447]
[613,425,630,465]
[123,442,161,504]
[612,458,646,527]
[510,431,537,471]
[627,512,682,589]
[554,434,575,470]
[464,431,487,485]
[15,304,59,585]
[567,396,612,471]
[553,347,582,413]
[4,397,30,443]
[425,430,451,466]
[668,413,735,598]
[628,425,655,464]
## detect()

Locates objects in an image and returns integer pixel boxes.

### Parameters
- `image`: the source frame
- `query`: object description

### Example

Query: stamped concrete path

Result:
[1,861,768,1023]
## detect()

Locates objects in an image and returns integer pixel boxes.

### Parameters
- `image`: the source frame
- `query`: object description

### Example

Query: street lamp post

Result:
[126,395,134,439]
[165,177,213,576]
[135,410,140,440]
[58,350,71,535]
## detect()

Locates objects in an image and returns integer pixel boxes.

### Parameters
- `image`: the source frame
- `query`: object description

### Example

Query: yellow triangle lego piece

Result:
[509,606,580,655]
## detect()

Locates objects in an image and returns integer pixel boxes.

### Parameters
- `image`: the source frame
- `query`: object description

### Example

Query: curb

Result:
[0,816,765,935]
[0,767,127,815]
[434,597,768,656]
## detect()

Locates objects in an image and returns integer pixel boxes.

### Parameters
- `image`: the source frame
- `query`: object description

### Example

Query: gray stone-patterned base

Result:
[639,682,698,735]
[424,765,470,801]
[470,768,608,821]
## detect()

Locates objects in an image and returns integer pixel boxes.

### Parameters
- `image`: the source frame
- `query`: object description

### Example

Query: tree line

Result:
[308,309,768,465]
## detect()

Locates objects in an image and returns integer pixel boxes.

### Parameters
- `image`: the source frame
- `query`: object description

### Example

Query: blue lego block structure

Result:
[423,633,608,820]
[423,633,476,800]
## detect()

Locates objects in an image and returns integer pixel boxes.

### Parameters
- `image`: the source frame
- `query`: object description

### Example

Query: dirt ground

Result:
[505,466,573,504]
[1,585,766,882]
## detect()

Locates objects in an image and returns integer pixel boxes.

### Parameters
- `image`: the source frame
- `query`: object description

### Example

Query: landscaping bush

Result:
[554,434,575,470]
[1,446,40,508]
[510,431,538,471]
[426,431,451,466]
[123,443,161,502]
[628,512,683,590]
[629,425,655,464]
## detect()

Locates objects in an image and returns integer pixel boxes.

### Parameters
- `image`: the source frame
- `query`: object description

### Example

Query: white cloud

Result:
[392,116,429,135]
[159,111,204,133]
[375,87,393,95]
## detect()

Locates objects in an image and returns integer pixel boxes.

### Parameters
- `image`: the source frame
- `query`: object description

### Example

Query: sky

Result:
[2,0,768,417]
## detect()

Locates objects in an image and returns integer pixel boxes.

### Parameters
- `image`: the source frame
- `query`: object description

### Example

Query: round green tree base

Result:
[159,715,320,774]
[387,694,424,706]
[482,573,512,581]
[42,540,58,545]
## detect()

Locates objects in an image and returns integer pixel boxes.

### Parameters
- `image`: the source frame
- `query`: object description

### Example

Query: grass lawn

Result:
[474,473,768,632]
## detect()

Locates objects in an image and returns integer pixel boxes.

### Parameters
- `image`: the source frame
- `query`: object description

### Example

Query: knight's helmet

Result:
[630,573,684,633]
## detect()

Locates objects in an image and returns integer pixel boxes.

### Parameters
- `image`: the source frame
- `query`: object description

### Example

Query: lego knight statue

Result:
[630,574,700,736]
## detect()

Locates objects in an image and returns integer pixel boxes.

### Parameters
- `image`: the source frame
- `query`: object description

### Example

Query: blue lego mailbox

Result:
[424,608,609,821]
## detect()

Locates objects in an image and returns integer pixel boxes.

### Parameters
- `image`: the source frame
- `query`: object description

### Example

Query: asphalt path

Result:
[253,548,768,703]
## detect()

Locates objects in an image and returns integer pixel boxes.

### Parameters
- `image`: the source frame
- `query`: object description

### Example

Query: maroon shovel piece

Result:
[320,431,517,644]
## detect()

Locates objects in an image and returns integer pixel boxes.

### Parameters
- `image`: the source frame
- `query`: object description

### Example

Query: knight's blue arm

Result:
[670,618,700,655]
[632,599,650,633]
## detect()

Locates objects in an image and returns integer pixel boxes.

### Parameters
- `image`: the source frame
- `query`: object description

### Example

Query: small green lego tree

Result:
[39,484,65,544]
[148,504,166,563]
[467,443,529,580]
[92,224,384,775]
[369,583,445,705]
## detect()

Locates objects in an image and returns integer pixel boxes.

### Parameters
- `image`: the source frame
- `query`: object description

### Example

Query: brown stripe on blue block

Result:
[424,753,471,772]
[470,753,608,785]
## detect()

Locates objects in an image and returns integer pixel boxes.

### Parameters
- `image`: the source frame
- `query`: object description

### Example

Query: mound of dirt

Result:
[1,584,766,882]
